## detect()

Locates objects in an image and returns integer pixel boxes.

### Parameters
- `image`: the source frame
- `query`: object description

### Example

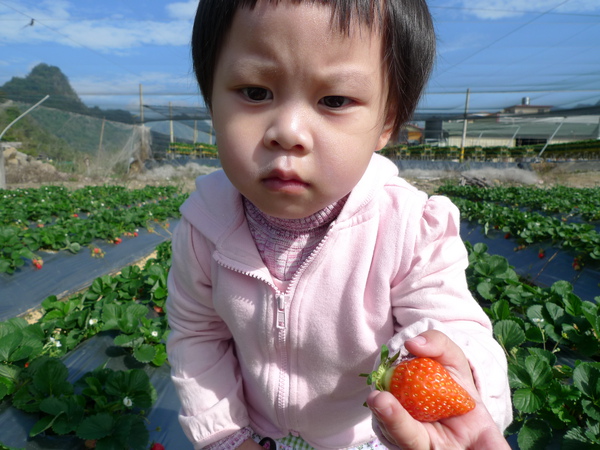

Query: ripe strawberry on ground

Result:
[151,443,165,450]
[32,258,43,270]
[362,345,475,422]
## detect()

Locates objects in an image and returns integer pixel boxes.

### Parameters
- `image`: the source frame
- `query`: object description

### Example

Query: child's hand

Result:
[366,330,510,450]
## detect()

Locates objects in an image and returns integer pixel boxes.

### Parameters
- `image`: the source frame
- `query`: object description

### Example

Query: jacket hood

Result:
[180,153,399,244]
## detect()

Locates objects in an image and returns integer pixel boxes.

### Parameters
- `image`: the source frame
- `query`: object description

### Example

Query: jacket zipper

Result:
[215,230,332,434]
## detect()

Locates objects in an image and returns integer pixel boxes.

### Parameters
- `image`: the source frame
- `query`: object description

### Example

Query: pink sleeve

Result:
[166,217,250,448]
[387,195,512,432]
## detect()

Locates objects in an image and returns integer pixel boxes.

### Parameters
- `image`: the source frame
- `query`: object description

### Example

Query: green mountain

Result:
[0,63,135,124]
[0,64,138,163]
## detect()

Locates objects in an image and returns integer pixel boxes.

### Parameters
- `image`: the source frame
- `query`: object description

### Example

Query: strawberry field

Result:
[0,182,599,449]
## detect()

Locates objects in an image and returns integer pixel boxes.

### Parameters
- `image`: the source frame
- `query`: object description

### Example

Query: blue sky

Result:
[1,0,599,119]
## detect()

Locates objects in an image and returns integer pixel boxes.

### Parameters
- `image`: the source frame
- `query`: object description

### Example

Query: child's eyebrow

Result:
[225,59,281,80]
[226,59,375,90]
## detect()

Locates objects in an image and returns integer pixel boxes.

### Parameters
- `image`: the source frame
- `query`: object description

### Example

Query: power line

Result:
[0,0,143,79]
[431,4,600,18]
[433,0,575,79]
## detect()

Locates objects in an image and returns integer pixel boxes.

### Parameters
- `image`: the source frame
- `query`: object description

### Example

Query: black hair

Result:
[191,0,435,134]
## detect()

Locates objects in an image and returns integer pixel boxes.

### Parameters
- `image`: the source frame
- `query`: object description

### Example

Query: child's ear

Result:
[375,112,395,151]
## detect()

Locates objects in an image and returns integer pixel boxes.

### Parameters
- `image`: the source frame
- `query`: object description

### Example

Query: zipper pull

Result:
[276,294,286,329]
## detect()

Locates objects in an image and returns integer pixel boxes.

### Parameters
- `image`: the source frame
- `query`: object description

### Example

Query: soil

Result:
[5,159,599,196]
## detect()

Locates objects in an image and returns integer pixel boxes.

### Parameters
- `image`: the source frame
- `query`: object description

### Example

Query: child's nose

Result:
[263,103,313,152]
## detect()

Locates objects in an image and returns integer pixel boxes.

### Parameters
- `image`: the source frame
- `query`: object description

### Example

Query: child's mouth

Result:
[262,169,309,194]
[263,177,309,193]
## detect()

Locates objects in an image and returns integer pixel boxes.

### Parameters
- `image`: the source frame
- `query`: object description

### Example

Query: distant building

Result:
[502,97,552,115]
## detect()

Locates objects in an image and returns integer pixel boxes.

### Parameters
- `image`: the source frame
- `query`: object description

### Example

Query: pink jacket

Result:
[166,154,512,449]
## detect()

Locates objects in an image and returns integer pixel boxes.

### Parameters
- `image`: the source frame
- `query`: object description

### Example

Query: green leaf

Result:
[29,413,63,437]
[551,280,573,297]
[513,388,545,413]
[111,414,149,450]
[525,355,553,388]
[573,362,600,399]
[582,399,600,422]
[39,396,68,416]
[508,364,530,389]
[526,348,556,366]
[152,344,168,366]
[76,412,114,440]
[113,334,142,348]
[517,418,553,450]
[33,359,72,397]
[105,369,156,409]
[544,303,565,326]
[133,344,156,363]
[0,381,9,401]
[476,281,495,301]
[562,427,598,450]
[524,324,546,343]
[493,320,525,352]
[489,299,511,321]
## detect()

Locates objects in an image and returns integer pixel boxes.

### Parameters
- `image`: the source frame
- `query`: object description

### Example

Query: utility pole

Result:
[460,88,470,162]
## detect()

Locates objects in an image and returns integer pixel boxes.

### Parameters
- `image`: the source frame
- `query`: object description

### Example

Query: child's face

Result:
[211,0,393,219]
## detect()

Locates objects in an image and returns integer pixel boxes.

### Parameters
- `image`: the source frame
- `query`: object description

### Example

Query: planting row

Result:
[437,185,600,222]
[0,242,172,450]
[1,234,599,449]
[440,195,600,267]
[0,186,186,274]
[467,242,600,449]
[380,138,600,160]
[0,185,181,225]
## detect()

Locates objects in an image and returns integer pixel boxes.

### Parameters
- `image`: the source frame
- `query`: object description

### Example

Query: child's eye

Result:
[241,87,272,102]
[320,96,351,108]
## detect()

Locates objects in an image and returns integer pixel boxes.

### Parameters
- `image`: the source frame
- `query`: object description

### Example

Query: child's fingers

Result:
[404,330,476,389]
[367,390,428,450]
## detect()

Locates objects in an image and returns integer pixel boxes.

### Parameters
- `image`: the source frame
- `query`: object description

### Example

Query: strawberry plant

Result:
[0,185,185,273]
[10,356,156,449]
[0,318,45,402]
[0,226,38,274]
[465,242,600,448]
[449,196,600,265]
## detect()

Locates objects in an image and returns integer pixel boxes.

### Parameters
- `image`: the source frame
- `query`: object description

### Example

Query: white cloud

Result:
[455,0,600,20]
[166,1,198,20]
[0,1,194,52]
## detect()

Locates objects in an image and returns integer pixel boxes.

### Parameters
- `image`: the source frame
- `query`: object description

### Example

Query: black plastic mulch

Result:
[0,221,177,322]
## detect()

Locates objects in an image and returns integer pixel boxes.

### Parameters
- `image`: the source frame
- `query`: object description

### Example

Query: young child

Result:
[166,0,513,449]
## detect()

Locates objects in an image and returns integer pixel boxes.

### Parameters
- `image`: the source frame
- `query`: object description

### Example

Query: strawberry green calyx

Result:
[361,344,401,391]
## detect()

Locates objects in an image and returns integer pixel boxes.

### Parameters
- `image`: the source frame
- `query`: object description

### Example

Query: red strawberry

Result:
[538,250,545,259]
[151,443,165,450]
[114,237,122,245]
[33,258,43,270]
[153,305,164,314]
[504,233,511,239]
[363,346,475,422]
